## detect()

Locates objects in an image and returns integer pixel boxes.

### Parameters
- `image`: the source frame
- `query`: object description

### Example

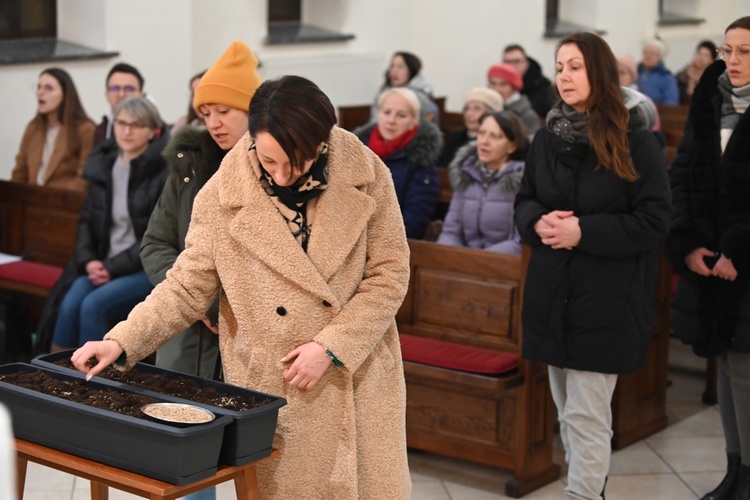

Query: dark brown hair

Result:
[383,51,422,88]
[479,110,529,161]
[248,75,336,172]
[106,62,144,90]
[555,32,637,182]
[32,68,92,157]
[185,70,206,126]
[726,16,750,33]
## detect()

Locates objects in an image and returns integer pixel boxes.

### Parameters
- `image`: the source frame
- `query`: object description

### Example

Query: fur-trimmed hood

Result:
[448,141,524,193]
[354,120,443,168]
[162,126,226,183]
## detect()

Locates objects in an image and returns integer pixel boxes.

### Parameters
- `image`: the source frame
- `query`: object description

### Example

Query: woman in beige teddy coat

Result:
[72,75,412,500]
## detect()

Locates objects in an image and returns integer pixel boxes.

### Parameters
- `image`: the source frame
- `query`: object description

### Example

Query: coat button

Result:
[322,300,332,307]
[183,177,190,183]
[177,152,184,158]
[276,306,287,316]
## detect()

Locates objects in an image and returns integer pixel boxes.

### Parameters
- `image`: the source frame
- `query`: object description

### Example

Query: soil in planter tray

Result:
[0,370,161,419]
[55,359,272,412]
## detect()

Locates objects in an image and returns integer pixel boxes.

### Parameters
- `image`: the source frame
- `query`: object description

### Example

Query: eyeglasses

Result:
[34,83,57,93]
[107,85,138,94]
[113,119,148,132]
[716,45,750,61]
[503,58,525,65]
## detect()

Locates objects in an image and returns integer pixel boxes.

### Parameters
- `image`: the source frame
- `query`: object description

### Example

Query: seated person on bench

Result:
[438,111,528,255]
[48,96,169,350]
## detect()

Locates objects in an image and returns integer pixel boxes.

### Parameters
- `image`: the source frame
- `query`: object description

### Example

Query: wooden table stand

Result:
[15,438,279,500]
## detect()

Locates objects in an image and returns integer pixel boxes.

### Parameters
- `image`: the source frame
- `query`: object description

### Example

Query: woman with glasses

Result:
[46,96,169,351]
[667,16,750,500]
[11,68,95,191]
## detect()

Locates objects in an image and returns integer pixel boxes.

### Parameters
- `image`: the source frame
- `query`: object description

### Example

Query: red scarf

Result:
[368,125,418,159]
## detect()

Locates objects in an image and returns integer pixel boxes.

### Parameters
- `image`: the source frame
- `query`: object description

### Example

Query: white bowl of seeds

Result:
[141,403,215,425]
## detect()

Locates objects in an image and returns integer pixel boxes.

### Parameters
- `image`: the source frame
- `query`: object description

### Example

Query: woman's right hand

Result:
[70,340,123,381]
[685,247,717,276]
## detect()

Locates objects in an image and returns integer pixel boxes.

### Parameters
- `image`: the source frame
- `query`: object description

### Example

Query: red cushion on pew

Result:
[399,333,518,375]
[0,260,62,289]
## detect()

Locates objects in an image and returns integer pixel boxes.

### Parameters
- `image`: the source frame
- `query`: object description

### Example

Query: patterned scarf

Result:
[546,101,589,144]
[248,142,328,251]
[717,71,750,131]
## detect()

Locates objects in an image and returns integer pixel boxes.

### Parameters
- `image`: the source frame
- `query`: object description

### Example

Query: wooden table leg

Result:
[233,465,260,500]
[90,480,109,500]
[15,455,27,500]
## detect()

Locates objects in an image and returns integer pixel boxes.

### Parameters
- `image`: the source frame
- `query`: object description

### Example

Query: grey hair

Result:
[377,87,421,120]
[113,95,162,129]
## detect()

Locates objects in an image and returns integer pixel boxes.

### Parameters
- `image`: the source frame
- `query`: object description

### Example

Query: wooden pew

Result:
[397,240,672,495]
[0,180,84,359]
[397,241,559,497]
[337,96,448,133]
[336,104,370,132]
[0,180,84,269]
[439,111,465,141]
[657,104,689,168]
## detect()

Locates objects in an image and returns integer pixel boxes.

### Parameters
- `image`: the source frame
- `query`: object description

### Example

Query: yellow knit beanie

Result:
[193,41,261,113]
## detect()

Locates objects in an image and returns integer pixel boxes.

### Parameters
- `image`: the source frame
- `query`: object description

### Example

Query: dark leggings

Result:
[717,351,750,464]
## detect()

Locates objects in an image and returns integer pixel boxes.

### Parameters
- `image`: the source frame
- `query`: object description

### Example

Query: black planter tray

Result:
[33,350,287,466]
[0,363,232,485]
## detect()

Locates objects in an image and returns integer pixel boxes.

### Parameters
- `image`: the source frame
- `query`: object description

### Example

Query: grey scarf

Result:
[546,102,589,144]
[718,72,750,131]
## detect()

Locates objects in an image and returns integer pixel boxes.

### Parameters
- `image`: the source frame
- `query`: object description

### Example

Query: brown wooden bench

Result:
[397,240,672,496]
[0,180,84,358]
[337,96,448,133]
[397,241,559,497]
[657,104,689,168]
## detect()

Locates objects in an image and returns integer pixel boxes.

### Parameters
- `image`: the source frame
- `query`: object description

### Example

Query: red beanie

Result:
[487,63,523,91]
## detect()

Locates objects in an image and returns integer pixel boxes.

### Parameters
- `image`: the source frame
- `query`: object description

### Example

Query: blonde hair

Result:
[377,87,421,121]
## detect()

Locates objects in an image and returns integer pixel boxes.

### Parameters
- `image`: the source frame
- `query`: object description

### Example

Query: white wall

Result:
[0,0,744,180]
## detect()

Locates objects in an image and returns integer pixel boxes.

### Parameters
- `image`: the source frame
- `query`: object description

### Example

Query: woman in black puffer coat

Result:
[514,32,671,500]
[48,96,168,350]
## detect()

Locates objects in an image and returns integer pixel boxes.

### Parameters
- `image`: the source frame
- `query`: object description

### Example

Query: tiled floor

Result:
[20,340,726,499]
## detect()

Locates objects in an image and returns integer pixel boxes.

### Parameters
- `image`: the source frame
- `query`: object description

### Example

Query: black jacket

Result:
[666,60,750,353]
[75,135,170,277]
[34,134,168,354]
[522,56,554,118]
[514,113,671,373]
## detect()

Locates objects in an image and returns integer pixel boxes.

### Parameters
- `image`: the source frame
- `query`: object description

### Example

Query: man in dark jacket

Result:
[503,44,554,117]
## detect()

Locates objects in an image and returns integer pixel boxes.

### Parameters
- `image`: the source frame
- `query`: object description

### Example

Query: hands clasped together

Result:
[685,247,737,281]
[535,210,582,250]
[85,260,110,286]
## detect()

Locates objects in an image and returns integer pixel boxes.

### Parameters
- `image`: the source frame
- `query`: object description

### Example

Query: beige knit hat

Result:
[193,41,261,113]
[464,87,505,111]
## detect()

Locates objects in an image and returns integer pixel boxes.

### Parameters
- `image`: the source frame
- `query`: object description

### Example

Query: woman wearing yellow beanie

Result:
[139,40,260,500]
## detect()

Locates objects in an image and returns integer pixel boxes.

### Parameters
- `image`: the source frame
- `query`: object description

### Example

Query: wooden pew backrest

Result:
[0,180,84,267]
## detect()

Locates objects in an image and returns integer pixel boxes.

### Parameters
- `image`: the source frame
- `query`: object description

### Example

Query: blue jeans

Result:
[52,271,153,347]
[182,487,216,500]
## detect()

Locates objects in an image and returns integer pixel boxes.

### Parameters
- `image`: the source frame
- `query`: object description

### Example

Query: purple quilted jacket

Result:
[437,144,524,254]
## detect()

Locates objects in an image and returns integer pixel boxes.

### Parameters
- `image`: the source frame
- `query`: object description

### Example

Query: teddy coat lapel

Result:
[220,130,375,298]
